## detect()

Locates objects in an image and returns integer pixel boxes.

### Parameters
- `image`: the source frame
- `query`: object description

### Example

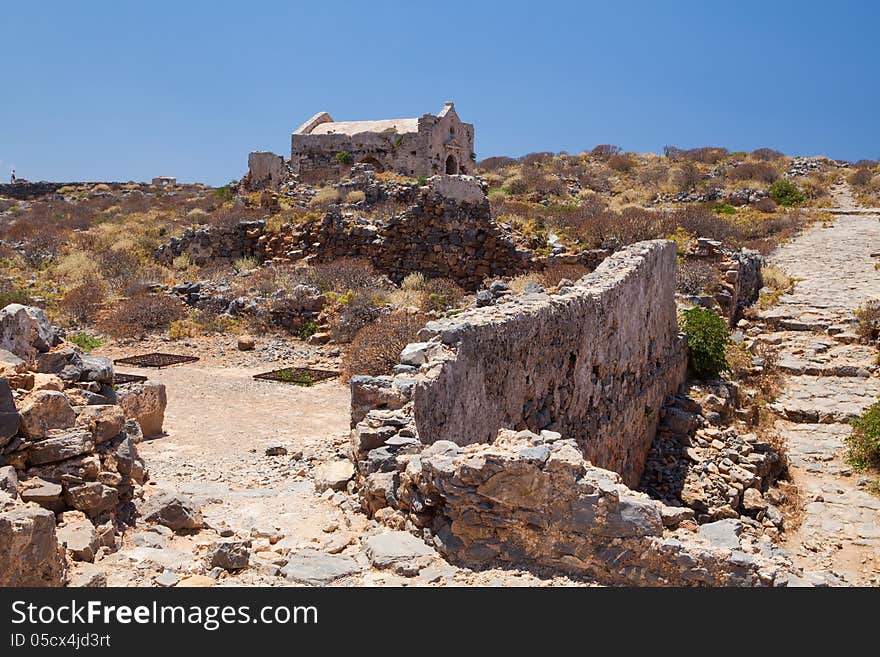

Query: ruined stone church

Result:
[290,101,474,181]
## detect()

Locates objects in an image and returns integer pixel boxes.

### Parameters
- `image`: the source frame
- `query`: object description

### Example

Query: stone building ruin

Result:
[291,102,474,181]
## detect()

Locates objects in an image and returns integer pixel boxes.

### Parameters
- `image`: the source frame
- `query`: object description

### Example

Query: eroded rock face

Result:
[0,505,66,586]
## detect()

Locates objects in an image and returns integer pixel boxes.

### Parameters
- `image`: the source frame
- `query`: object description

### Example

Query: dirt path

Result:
[760,183,880,585]
[80,337,590,587]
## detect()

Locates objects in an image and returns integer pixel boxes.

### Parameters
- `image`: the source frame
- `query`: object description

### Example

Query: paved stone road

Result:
[761,184,880,584]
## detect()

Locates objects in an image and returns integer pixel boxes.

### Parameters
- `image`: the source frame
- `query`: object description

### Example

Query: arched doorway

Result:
[358,156,385,172]
[445,155,458,174]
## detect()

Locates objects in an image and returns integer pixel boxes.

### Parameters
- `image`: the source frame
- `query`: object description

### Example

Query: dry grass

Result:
[340,311,427,381]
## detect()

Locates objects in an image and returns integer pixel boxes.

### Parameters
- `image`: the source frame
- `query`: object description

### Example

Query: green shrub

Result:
[847,401,880,471]
[214,180,237,202]
[335,151,353,165]
[680,306,730,378]
[298,319,318,340]
[67,332,104,353]
[711,203,737,215]
[768,180,805,206]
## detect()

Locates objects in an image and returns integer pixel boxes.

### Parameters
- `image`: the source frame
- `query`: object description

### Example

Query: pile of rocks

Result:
[0,304,167,586]
[640,388,787,536]
[785,157,826,177]
[725,187,770,205]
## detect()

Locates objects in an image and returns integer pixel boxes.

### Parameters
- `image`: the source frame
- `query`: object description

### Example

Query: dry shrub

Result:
[55,251,102,285]
[606,153,636,172]
[728,162,780,183]
[751,148,785,161]
[589,144,622,160]
[521,152,554,166]
[59,281,108,324]
[676,259,721,295]
[752,198,778,213]
[539,262,590,287]
[853,159,879,170]
[326,292,385,343]
[507,273,545,293]
[309,187,341,208]
[849,168,873,187]
[99,292,186,338]
[345,190,366,204]
[521,166,566,196]
[666,146,728,164]
[761,265,793,293]
[310,258,387,294]
[477,156,518,172]
[670,163,701,191]
[420,278,465,312]
[855,300,880,342]
[341,311,427,381]
[99,248,142,291]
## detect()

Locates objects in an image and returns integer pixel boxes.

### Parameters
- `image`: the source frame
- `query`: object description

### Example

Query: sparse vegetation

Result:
[846,401,880,471]
[768,180,805,206]
[341,311,427,381]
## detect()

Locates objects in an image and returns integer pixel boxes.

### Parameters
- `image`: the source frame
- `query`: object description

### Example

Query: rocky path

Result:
[760,184,880,585]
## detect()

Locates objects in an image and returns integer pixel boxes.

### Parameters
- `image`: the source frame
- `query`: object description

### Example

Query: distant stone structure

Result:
[290,102,474,181]
[151,176,176,187]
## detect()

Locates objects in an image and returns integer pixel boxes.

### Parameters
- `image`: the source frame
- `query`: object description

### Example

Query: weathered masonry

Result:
[353,240,688,487]
[348,242,821,585]
[290,102,474,182]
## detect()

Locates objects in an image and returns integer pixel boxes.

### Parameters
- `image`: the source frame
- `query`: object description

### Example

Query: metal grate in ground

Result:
[112,372,148,385]
[113,353,200,369]
[253,367,339,386]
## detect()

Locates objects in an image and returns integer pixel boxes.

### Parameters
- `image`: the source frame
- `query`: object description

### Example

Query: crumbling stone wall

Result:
[289,176,530,290]
[391,240,686,486]
[682,238,763,326]
[153,220,265,267]
[244,152,289,191]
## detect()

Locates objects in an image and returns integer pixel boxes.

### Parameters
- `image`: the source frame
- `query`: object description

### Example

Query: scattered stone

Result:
[280,550,362,585]
[208,540,251,571]
[265,445,288,456]
[362,531,436,576]
[141,493,204,532]
[313,460,354,493]
[154,570,180,587]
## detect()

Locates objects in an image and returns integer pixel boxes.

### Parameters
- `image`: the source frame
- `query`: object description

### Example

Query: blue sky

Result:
[1,0,877,185]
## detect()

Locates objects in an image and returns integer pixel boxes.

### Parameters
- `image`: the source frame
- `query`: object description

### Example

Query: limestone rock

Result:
[0,304,59,360]
[17,390,76,439]
[19,478,64,511]
[27,428,95,466]
[0,466,18,498]
[0,505,66,586]
[142,493,204,532]
[116,381,167,438]
[75,404,125,443]
[79,355,113,383]
[237,335,256,351]
[0,377,20,446]
[208,540,251,571]
[362,531,436,575]
[313,460,354,493]
[56,512,99,562]
[280,549,361,585]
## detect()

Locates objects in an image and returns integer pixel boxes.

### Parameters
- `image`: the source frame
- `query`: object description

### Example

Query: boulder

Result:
[208,540,251,571]
[0,348,27,375]
[362,531,436,575]
[17,390,76,439]
[79,355,114,383]
[116,381,167,438]
[19,478,64,511]
[75,404,125,443]
[31,373,64,392]
[313,460,355,493]
[280,549,362,585]
[56,512,99,562]
[64,482,119,516]
[141,493,204,532]
[0,505,66,586]
[237,335,256,351]
[35,348,83,382]
[0,465,19,498]
[27,429,95,466]
[0,377,20,446]
[0,304,59,360]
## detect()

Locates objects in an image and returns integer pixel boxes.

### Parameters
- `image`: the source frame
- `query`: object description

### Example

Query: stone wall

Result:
[0,182,95,200]
[245,152,289,191]
[354,240,687,487]
[682,239,763,326]
[288,176,530,290]
[153,220,265,267]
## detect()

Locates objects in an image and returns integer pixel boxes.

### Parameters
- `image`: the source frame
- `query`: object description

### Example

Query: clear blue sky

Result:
[2,0,877,185]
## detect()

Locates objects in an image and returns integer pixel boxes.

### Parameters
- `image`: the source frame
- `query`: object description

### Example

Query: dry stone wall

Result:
[408,240,686,486]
